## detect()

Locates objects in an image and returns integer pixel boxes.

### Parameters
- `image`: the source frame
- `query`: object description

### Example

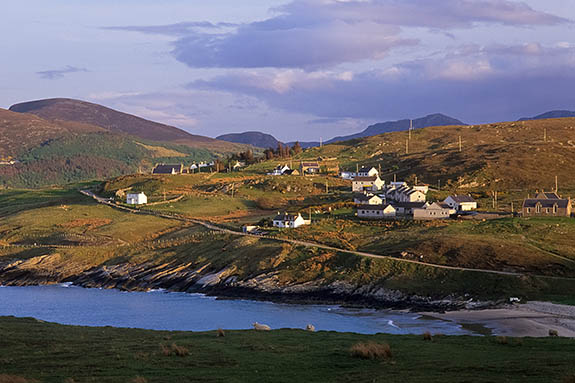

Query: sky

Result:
[1,0,575,142]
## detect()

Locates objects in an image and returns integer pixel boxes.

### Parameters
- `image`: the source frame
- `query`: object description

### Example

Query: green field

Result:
[0,316,574,383]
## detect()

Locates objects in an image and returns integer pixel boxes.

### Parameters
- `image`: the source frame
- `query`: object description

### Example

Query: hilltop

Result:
[217,131,280,148]
[9,98,241,151]
[0,108,217,187]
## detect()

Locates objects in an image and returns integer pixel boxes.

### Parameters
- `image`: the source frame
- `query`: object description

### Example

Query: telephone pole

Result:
[409,119,413,140]
[406,139,409,155]
[459,135,462,152]
[544,128,547,143]
[325,179,329,194]
[555,175,559,193]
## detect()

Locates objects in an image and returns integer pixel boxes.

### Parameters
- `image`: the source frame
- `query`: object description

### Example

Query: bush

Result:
[350,342,392,360]
[496,336,508,345]
[217,328,226,337]
[160,343,190,357]
[423,331,433,341]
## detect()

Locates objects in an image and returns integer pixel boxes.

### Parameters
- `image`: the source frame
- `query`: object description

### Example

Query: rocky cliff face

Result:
[0,253,472,311]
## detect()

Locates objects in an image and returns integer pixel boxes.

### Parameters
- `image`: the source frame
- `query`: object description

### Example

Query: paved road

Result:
[79,190,575,281]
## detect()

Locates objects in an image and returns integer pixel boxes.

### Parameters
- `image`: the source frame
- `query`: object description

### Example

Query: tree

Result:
[292,141,302,155]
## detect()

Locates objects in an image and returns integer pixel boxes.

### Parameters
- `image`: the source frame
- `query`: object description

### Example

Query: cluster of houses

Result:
[349,166,478,220]
[152,162,216,175]
[267,160,323,176]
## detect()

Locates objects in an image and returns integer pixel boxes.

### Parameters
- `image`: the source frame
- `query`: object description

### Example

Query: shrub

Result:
[423,331,433,341]
[217,328,226,337]
[350,342,392,360]
[496,336,508,345]
[0,375,38,383]
[160,343,190,357]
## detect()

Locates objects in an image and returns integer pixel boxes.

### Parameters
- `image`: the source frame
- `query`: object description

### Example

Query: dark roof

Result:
[273,213,301,221]
[153,164,183,174]
[358,167,375,172]
[535,192,561,199]
[448,195,476,203]
[354,194,380,202]
[301,162,320,167]
[353,176,378,182]
[357,204,394,211]
[391,202,427,208]
[522,198,570,209]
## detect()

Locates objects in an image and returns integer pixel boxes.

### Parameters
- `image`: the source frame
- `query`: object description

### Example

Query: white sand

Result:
[421,301,575,337]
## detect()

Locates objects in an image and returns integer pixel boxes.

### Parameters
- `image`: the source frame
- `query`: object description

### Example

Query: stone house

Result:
[522,192,572,217]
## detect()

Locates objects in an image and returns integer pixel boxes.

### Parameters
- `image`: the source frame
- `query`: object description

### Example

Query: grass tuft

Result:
[160,343,190,357]
[350,342,392,360]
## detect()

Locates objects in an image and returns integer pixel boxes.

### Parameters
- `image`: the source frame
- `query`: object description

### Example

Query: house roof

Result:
[391,202,427,209]
[354,194,381,202]
[535,192,561,199]
[357,204,395,211]
[358,167,376,172]
[353,176,378,182]
[522,198,570,209]
[301,162,320,167]
[273,213,301,221]
[153,164,182,174]
[448,195,476,203]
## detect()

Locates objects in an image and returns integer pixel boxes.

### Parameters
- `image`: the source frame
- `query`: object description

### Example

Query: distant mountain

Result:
[217,131,280,149]
[519,110,575,121]
[9,98,240,151]
[326,114,465,144]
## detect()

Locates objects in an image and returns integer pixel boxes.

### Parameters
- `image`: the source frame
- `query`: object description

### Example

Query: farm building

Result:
[357,204,396,219]
[126,192,147,205]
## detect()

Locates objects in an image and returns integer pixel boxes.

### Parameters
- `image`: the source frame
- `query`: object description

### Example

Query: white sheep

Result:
[253,322,271,331]
[305,324,316,332]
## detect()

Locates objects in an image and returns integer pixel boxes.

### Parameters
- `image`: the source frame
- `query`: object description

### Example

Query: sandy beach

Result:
[422,301,575,337]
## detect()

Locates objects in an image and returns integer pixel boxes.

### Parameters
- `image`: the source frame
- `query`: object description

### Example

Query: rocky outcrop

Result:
[0,254,476,311]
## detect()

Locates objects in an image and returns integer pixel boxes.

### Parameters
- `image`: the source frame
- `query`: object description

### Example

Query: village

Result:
[123,158,574,232]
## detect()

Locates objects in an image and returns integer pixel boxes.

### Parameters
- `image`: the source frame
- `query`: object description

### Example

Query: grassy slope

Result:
[0,316,574,383]
[2,187,575,302]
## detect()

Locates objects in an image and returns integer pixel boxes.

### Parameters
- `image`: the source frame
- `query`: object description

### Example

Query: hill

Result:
[326,113,465,144]
[9,98,241,152]
[217,131,280,148]
[0,108,214,188]
[519,110,575,121]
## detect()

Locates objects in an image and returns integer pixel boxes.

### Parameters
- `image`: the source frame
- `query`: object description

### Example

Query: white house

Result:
[402,188,427,203]
[340,171,357,180]
[272,212,311,228]
[352,176,385,192]
[126,192,147,205]
[444,195,477,212]
[354,194,383,205]
[357,204,396,219]
[268,164,291,176]
[357,167,379,178]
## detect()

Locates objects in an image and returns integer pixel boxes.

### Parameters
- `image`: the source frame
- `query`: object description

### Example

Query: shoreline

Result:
[421,301,575,338]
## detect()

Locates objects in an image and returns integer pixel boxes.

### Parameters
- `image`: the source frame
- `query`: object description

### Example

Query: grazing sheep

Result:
[306,324,316,332]
[253,322,271,331]
[549,329,559,337]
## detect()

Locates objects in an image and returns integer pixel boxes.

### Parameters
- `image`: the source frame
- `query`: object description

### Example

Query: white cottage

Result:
[352,176,385,192]
[354,194,383,205]
[444,195,477,212]
[272,212,310,228]
[357,167,379,178]
[126,192,147,205]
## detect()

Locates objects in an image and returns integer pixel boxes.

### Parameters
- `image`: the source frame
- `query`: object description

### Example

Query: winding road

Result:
[80,190,575,281]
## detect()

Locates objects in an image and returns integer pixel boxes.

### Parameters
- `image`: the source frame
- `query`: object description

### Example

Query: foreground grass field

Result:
[0,316,574,383]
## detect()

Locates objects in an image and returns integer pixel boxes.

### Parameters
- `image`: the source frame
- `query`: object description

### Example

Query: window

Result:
[553,204,558,214]
[536,204,541,214]
[527,208,531,214]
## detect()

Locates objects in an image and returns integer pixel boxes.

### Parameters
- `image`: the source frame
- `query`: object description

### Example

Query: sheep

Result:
[253,322,271,331]
[305,324,316,332]
[549,329,559,337]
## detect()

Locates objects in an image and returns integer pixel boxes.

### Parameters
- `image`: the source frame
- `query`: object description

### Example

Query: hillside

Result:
[217,131,280,148]
[9,98,241,152]
[520,110,575,121]
[300,117,575,191]
[0,108,214,188]
[326,113,465,144]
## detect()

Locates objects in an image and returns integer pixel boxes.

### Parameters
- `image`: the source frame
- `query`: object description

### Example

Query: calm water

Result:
[0,285,472,335]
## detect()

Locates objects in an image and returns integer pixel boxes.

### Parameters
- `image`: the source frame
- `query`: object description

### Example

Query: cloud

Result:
[109,0,568,69]
[36,66,88,80]
[103,21,237,36]
[188,43,575,123]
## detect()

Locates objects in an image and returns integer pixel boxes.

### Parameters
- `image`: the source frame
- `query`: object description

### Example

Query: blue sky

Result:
[2,0,575,141]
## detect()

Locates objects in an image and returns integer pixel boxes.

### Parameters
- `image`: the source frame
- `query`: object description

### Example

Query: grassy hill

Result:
[9,98,242,152]
[1,316,575,383]
[295,117,575,193]
[0,109,216,188]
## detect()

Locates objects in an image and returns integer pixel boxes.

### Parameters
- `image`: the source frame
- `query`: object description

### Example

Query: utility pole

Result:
[320,137,323,148]
[325,179,329,194]
[555,175,559,193]
[511,201,514,214]
[406,139,409,155]
[459,135,462,152]
[438,179,441,191]
[231,183,235,198]
[544,128,547,143]
[356,163,359,173]
[378,163,381,174]
[415,175,418,185]
[409,119,413,140]
[394,173,397,183]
